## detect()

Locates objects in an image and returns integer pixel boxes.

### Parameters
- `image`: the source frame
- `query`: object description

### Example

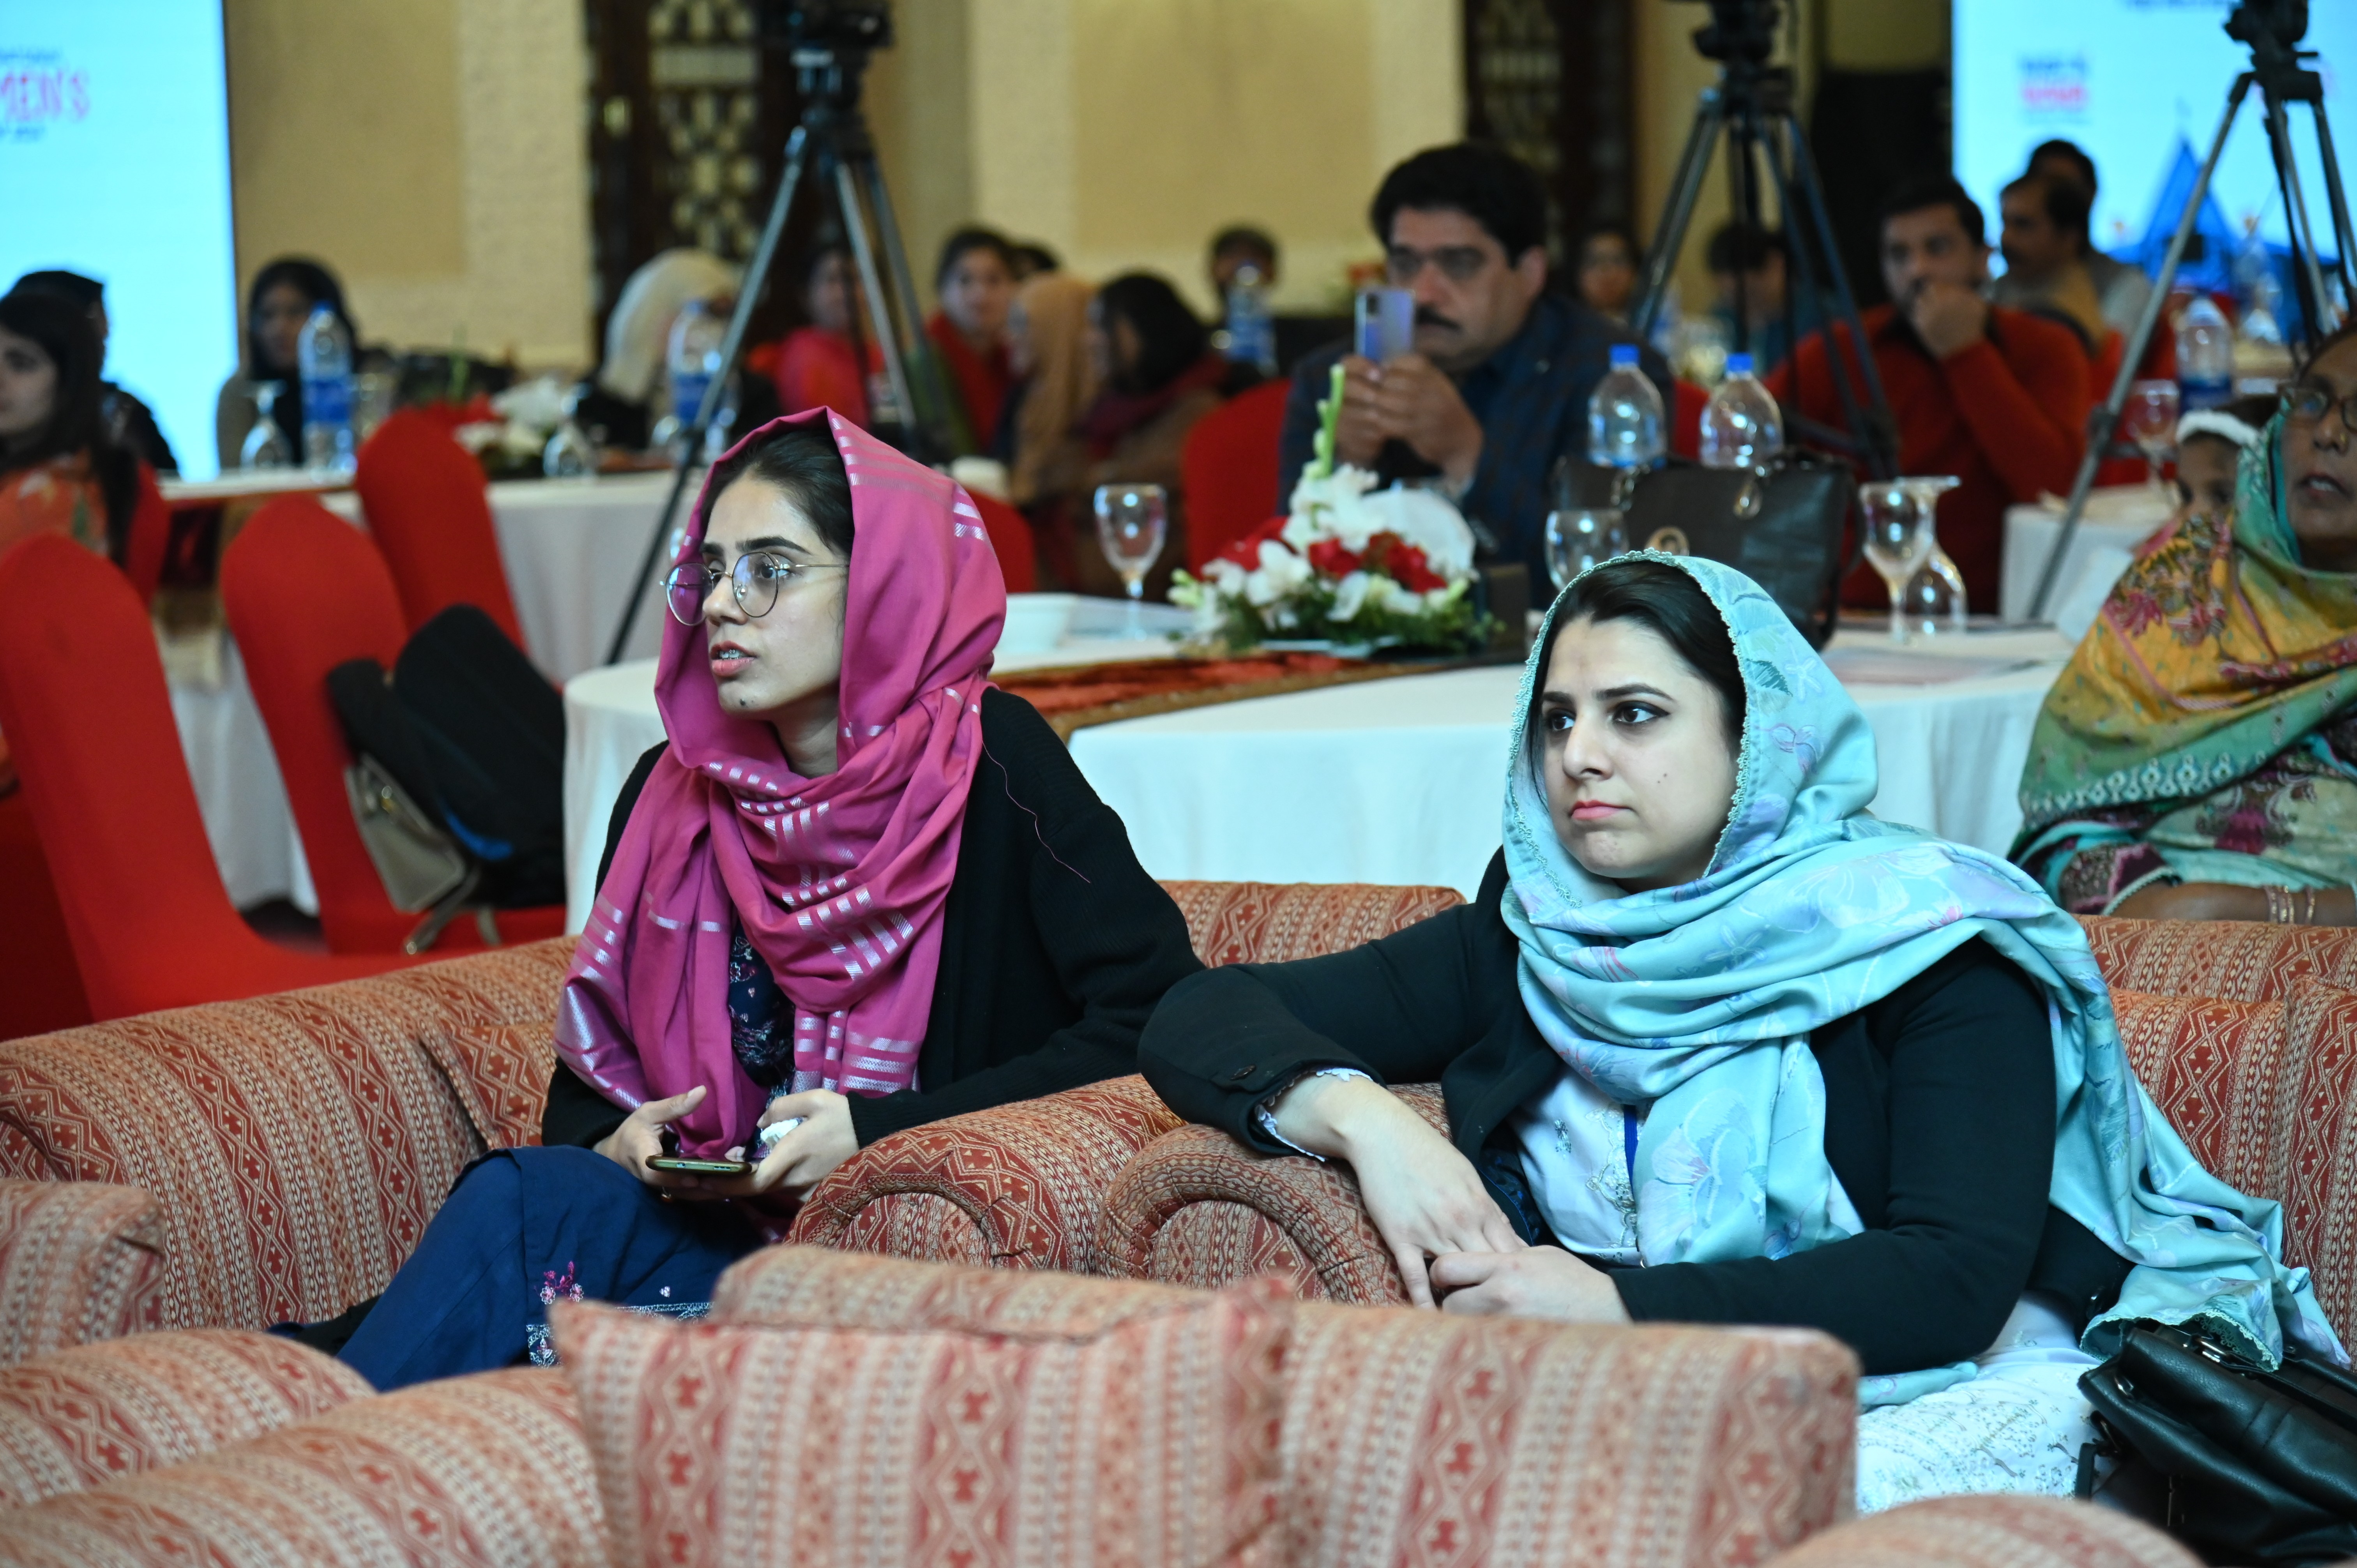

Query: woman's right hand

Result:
[1276,1074,1525,1308]
[593,1084,709,1191]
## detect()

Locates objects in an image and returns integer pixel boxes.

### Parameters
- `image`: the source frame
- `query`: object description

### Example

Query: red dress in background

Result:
[926,312,1012,449]
[773,328,878,428]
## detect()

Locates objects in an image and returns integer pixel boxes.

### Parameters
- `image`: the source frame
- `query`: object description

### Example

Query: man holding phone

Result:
[1277,142,1669,583]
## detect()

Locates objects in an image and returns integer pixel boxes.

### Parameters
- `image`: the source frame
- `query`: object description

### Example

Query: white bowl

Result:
[996,593,1079,656]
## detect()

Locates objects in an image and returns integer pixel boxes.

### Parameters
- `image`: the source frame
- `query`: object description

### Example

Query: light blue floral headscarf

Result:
[1504,553,2342,1404]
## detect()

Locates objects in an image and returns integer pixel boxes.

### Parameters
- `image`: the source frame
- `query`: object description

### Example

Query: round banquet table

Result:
[560,625,2075,919]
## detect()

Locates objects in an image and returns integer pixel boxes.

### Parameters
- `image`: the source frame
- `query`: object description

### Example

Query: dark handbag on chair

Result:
[1560,454,1856,649]
[2078,1320,2357,1565]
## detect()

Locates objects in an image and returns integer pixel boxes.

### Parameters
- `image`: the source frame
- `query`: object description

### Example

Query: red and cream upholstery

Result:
[0,1183,164,1367]
[0,1330,368,1508]
[1767,1495,2200,1568]
[2078,914,2357,1001]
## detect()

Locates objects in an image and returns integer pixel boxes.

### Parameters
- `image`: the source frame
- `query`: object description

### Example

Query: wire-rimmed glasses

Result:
[664,551,842,625]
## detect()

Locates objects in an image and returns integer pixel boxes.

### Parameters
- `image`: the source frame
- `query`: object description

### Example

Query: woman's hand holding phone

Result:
[594,1084,714,1193]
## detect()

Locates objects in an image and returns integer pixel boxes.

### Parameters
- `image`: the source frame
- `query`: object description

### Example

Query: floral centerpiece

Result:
[1170,366,1489,653]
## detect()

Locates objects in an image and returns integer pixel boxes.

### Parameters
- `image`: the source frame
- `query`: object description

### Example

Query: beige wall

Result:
[223,0,594,370]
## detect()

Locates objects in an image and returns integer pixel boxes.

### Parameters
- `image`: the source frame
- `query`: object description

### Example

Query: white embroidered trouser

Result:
[1855,1295,2101,1515]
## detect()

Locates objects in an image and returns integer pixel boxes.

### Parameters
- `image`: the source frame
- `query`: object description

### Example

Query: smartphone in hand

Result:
[1355,287,1415,362]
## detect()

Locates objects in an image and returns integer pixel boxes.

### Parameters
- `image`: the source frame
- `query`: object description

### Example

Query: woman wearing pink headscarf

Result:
[309,411,1200,1389]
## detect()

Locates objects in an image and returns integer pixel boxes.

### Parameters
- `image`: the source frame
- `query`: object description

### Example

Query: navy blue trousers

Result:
[338,1146,761,1392]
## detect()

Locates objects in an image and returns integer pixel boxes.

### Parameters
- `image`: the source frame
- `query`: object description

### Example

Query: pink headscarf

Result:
[555,410,1006,1156]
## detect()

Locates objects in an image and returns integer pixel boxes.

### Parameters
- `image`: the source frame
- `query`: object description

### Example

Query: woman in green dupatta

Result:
[2014,325,2357,921]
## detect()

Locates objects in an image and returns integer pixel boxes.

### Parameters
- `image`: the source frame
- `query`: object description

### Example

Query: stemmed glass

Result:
[240,382,293,470]
[1093,484,1168,638]
[1896,475,1965,635]
[2124,380,2181,496]
[1543,507,1627,592]
[1861,482,1936,643]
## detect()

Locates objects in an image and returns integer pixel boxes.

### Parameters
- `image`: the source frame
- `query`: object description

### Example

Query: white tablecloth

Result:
[561,624,2073,917]
[2000,486,2173,630]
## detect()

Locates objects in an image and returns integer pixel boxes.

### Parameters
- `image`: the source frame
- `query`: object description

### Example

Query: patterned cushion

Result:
[1769,1495,2200,1568]
[713,1240,1219,1332]
[788,1076,1180,1273]
[2081,916,2357,1002]
[425,1021,555,1150]
[2110,990,2285,1197]
[1100,1086,1448,1305]
[0,1367,599,1566]
[553,1275,1290,1568]
[1161,880,1465,967]
[2276,982,2357,1335]
[0,1328,370,1506]
[0,938,572,1333]
[0,1182,164,1365]
[1278,1303,1857,1568]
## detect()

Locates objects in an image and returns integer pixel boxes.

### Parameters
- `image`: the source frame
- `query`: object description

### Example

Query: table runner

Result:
[1000,651,1501,741]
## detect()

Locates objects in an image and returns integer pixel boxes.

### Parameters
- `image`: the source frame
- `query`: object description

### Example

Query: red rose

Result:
[1387,542,1447,594]
[1216,515,1290,569]
[1306,537,1364,577]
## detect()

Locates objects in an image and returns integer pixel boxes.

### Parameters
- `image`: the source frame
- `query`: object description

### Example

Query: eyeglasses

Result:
[1384,244,1493,285]
[663,551,842,625]
[2283,381,2357,431]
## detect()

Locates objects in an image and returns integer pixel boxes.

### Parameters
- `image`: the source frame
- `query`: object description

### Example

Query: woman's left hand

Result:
[1429,1246,1632,1323]
[671,1090,859,1200]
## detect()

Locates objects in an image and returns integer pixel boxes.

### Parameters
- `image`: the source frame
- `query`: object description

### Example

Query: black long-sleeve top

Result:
[1139,850,2132,1375]
[543,688,1203,1151]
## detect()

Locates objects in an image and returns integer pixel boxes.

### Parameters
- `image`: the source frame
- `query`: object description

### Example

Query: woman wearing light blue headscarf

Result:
[1141,553,2338,1510]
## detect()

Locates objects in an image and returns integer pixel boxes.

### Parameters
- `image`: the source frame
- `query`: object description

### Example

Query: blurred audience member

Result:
[1008,242,1061,281]
[1281,144,1667,586]
[11,270,175,473]
[1573,224,1641,323]
[775,242,880,428]
[1991,174,2110,353]
[215,257,360,470]
[927,228,1018,452]
[1000,273,1097,521]
[1208,224,1279,300]
[1773,174,2088,610]
[582,248,740,450]
[2169,396,2276,524]
[2022,139,2152,335]
[1703,222,1805,373]
[0,288,144,568]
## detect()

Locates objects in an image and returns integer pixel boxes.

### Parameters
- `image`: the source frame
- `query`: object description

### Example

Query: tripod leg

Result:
[2027,74,2252,624]
[1726,115,1760,357]
[2306,99,2357,301]
[834,160,925,457]
[1773,115,1897,479]
[2264,89,2337,338]
[852,152,966,455]
[1636,92,1724,339]
[604,127,814,667]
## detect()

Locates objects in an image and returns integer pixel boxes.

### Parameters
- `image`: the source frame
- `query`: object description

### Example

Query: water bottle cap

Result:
[1726,352,1753,375]
[1609,343,1639,367]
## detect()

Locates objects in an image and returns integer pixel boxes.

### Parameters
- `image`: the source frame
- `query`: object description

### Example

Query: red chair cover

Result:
[352,410,525,646]
[1180,380,1290,572]
[220,498,565,955]
[0,536,410,1020]
[968,491,1037,593]
[1671,378,1707,461]
[121,464,169,607]
[0,791,89,1040]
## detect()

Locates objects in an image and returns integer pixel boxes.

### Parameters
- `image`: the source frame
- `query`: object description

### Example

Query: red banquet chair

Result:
[0,536,416,1020]
[220,497,567,956]
[1180,379,1290,572]
[0,788,90,1040]
[968,490,1037,593]
[353,409,526,646]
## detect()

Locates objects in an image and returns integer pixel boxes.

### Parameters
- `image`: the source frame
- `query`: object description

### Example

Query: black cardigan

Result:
[544,688,1203,1151]
[1139,850,2132,1375]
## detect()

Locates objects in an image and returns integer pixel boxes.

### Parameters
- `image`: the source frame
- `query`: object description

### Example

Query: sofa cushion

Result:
[0,1181,164,1365]
[1767,1495,2200,1568]
[713,1240,1222,1333]
[2109,990,2285,1198]
[0,1366,599,1566]
[0,1328,369,1507]
[2277,981,2357,1335]
[0,938,572,1332]
[425,1021,555,1151]
[553,1274,1290,1568]
[1161,880,1464,968]
[2081,916,2357,1002]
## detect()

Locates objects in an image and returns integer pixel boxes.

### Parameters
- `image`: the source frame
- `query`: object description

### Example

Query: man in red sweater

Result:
[1774,175,2090,610]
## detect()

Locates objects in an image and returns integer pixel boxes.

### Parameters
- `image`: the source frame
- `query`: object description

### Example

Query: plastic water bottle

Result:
[2177,295,2234,412]
[666,300,725,435]
[1223,263,1277,377]
[1587,343,1665,471]
[1698,352,1784,471]
[297,307,355,473]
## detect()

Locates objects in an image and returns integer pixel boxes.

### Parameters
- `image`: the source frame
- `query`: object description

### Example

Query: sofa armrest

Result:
[1767,1496,2198,1568]
[1098,1085,1446,1304]
[0,1328,369,1508]
[0,1181,164,1366]
[785,1075,1182,1274]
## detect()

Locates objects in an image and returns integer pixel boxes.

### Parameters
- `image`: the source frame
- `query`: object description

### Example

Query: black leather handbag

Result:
[1558,455,1857,649]
[2079,1320,2357,1565]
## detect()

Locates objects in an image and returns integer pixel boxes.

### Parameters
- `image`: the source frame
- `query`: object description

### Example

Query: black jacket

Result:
[544,688,1202,1150]
[1140,850,2131,1375]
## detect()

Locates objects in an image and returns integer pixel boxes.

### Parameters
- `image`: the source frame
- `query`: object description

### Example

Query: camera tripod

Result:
[1633,0,1899,481]
[604,31,957,666]
[2025,0,2356,622]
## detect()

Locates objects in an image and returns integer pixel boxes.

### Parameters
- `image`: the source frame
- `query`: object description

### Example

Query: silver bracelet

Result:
[1251,1067,1371,1161]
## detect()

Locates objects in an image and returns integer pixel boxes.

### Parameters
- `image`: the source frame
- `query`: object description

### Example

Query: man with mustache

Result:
[1277,143,1668,586]
[1771,173,2090,611]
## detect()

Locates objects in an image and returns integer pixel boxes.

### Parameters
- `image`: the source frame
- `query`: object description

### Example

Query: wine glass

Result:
[240,382,293,470]
[1544,507,1627,592]
[2124,380,2181,495]
[1860,482,1936,643]
[1895,475,1964,636]
[1093,484,1168,638]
